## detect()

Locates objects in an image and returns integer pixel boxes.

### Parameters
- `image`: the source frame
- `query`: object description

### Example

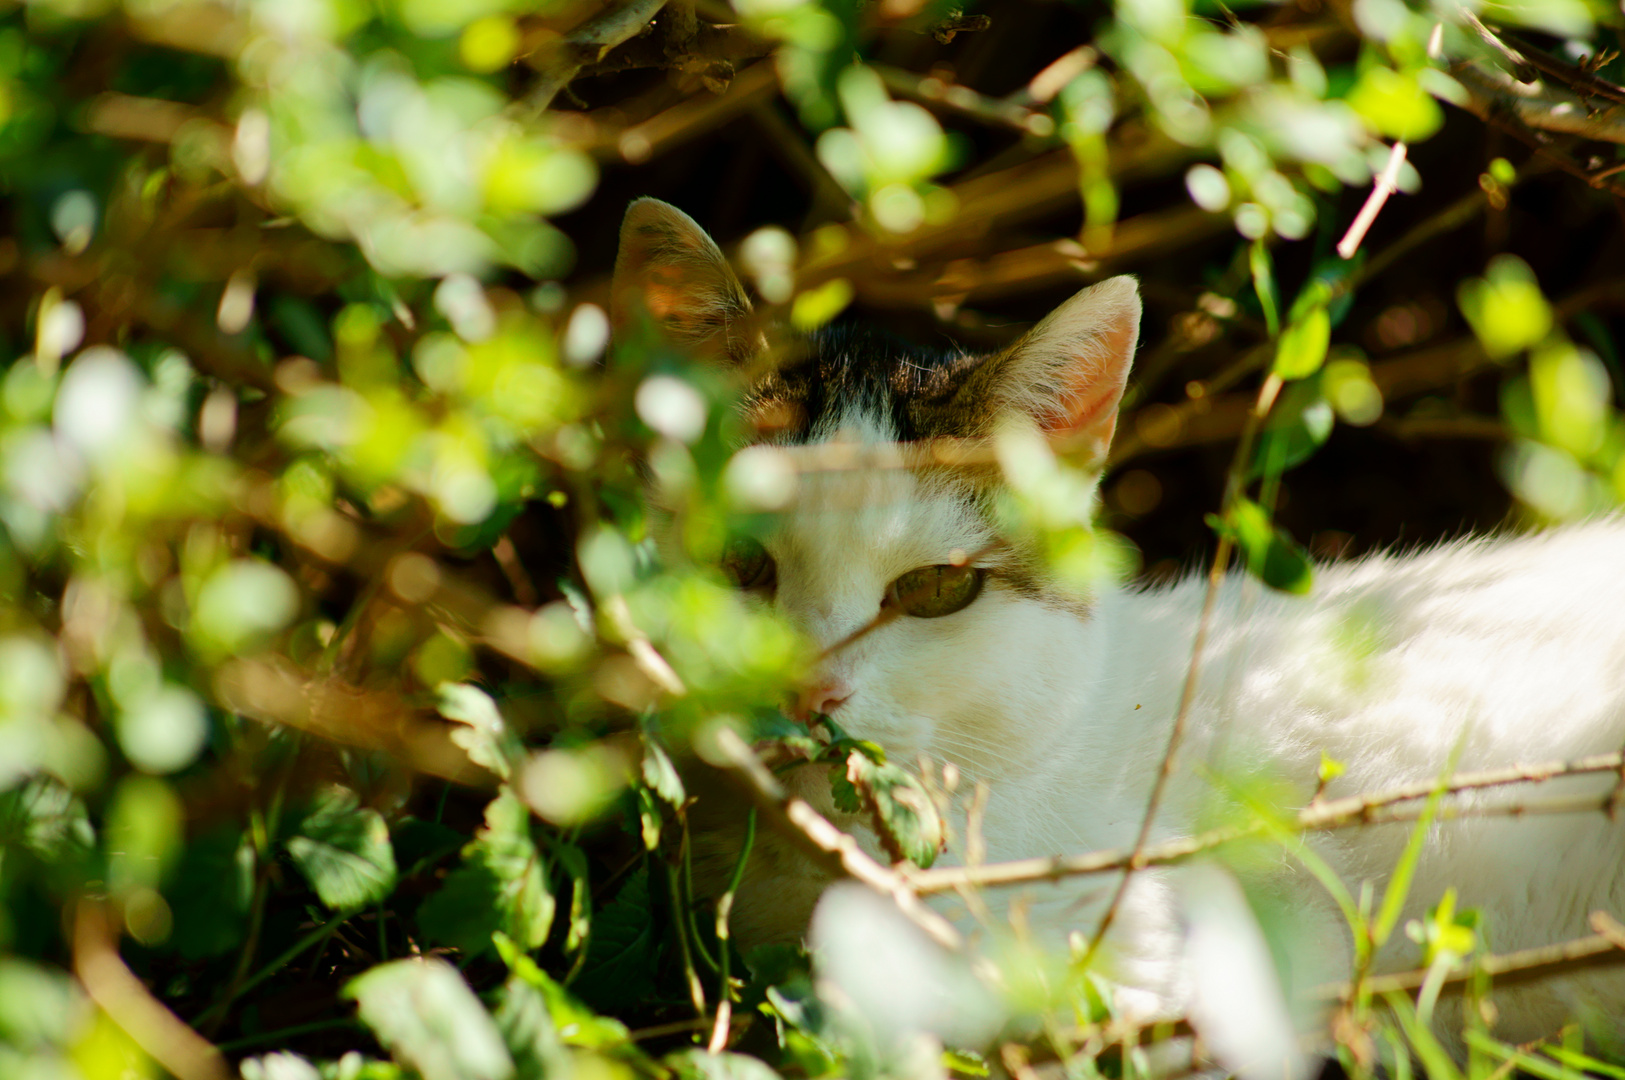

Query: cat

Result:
[611,196,1625,1055]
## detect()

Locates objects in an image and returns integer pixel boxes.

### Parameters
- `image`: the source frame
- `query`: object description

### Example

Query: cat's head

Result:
[613,198,1140,776]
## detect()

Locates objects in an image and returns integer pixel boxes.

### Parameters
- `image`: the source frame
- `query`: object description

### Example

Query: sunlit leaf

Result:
[419,789,553,955]
[284,786,398,913]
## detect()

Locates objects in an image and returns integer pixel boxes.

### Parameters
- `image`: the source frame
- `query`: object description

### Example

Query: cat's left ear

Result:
[984,275,1141,465]
[612,198,759,365]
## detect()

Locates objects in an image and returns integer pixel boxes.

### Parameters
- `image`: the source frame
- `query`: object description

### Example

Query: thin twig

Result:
[1313,910,1625,1001]
[710,726,963,950]
[874,63,1055,137]
[707,807,756,1053]
[1338,141,1409,260]
[906,749,1625,894]
[1079,365,1281,964]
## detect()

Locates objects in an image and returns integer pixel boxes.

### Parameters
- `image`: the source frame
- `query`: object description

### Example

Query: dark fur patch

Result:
[745,322,1002,444]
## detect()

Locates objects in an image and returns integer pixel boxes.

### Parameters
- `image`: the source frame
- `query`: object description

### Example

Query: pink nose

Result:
[794,679,852,723]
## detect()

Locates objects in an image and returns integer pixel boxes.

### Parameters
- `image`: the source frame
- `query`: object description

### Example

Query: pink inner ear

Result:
[1044,318,1135,459]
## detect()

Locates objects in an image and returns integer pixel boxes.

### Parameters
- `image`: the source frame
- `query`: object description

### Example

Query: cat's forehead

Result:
[744,322,993,444]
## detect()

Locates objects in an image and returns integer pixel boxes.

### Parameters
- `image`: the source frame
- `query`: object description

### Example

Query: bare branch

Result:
[75,900,232,1080]
[709,726,964,951]
[1313,910,1625,1002]
[906,750,1625,895]
[525,0,670,114]
[1454,62,1625,147]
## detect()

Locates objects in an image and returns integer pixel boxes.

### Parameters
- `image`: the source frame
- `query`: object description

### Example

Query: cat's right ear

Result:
[612,198,758,366]
[979,275,1141,466]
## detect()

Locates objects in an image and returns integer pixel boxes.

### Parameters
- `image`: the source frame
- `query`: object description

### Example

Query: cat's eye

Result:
[721,536,776,591]
[888,564,984,618]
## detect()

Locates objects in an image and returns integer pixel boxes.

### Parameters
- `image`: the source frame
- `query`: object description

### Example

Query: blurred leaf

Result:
[347,958,515,1080]
[439,682,520,780]
[1458,256,1552,360]
[1274,305,1331,381]
[1348,68,1442,142]
[284,787,398,913]
[419,789,553,955]
[667,1049,784,1080]
[0,957,83,1050]
[1249,380,1334,481]
[1211,499,1313,595]
[790,278,854,331]
[493,974,571,1080]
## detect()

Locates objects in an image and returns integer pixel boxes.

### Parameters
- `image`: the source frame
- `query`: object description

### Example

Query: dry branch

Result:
[709,725,963,951]
[526,0,670,114]
[905,750,1625,894]
[1313,911,1625,1002]
[75,900,232,1080]
[1454,62,1625,147]
[875,63,1054,136]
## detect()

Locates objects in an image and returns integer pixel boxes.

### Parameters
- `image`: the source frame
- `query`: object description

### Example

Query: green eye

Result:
[721,536,775,591]
[888,564,984,618]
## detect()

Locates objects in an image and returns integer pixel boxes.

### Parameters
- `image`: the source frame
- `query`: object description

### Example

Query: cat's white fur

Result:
[614,200,1625,1048]
[748,317,1625,1044]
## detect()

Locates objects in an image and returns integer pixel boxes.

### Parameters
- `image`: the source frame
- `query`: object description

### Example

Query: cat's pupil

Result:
[721,536,775,591]
[889,564,984,618]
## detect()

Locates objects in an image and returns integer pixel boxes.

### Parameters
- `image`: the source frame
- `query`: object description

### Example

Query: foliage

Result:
[0,1,1622,1079]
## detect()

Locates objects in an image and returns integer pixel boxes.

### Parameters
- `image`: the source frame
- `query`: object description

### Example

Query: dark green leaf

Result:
[419,789,553,955]
[166,826,254,959]
[0,775,93,865]
[1249,380,1334,481]
[346,958,514,1080]
[1224,498,1314,595]
[570,866,656,1010]
[284,787,398,912]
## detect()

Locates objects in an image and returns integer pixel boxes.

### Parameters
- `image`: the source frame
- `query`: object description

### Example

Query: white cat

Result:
[613,197,1625,1054]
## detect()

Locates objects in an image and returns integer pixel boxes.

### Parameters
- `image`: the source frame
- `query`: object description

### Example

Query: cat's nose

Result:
[793,678,853,723]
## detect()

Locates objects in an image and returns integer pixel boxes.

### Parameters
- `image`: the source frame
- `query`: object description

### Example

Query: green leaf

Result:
[1273,305,1331,381]
[570,865,657,1010]
[1348,67,1443,142]
[0,958,82,1050]
[844,751,944,869]
[438,683,520,781]
[1219,498,1314,595]
[166,826,255,960]
[346,958,515,1080]
[492,976,571,1080]
[493,934,634,1050]
[284,787,398,912]
[1458,255,1552,360]
[666,1049,785,1080]
[419,789,553,955]
[640,736,685,807]
[0,775,94,865]
[1249,379,1334,481]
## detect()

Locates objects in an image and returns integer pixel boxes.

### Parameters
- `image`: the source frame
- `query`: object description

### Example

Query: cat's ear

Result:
[983,275,1140,464]
[612,198,758,365]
